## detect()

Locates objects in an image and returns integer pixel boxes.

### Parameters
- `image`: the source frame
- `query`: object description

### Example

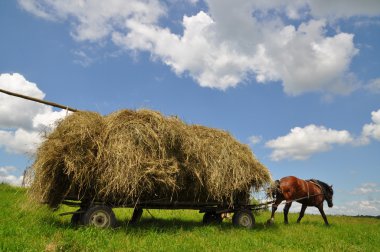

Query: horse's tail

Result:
[267,180,281,199]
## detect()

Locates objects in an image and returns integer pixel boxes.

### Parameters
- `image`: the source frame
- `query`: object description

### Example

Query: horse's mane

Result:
[309,179,332,195]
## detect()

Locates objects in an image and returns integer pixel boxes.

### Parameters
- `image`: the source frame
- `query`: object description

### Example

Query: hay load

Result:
[30,111,104,207]
[30,109,271,208]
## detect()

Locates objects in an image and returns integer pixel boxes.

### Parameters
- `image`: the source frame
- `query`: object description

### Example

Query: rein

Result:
[285,192,324,204]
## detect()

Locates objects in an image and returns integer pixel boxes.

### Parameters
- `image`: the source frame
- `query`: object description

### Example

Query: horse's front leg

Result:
[317,204,329,226]
[297,204,307,223]
[267,199,282,225]
[284,202,292,224]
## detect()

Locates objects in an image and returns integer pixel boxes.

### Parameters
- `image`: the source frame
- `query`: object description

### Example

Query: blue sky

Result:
[1,0,379,216]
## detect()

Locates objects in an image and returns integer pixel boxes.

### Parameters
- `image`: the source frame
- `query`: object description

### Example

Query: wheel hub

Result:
[90,211,109,228]
[239,214,252,227]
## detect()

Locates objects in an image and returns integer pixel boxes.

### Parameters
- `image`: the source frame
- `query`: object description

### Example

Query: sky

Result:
[1,0,379,216]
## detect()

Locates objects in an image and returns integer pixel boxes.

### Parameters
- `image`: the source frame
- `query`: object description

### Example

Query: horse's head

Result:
[325,185,334,208]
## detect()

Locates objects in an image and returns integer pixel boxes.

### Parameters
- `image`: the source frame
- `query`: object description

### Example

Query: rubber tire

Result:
[203,212,223,225]
[232,210,255,229]
[82,205,116,228]
[130,208,143,224]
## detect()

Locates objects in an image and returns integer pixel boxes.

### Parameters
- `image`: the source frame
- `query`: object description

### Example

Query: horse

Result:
[267,176,334,225]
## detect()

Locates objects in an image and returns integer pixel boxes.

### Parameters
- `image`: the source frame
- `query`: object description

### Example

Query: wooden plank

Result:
[0,88,79,112]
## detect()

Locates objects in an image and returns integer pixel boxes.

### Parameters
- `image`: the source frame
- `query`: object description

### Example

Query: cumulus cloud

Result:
[265,124,353,161]
[18,0,380,95]
[0,129,41,155]
[18,0,165,41]
[0,73,46,129]
[112,5,359,94]
[0,73,68,155]
[264,108,380,160]
[33,110,68,131]
[359,109,380,145]
[0,166,23,186]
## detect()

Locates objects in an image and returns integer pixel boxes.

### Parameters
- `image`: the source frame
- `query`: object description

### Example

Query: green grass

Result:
[1,184,379,251]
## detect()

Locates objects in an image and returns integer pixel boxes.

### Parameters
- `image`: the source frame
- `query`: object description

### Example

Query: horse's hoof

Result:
[266,219,274,226]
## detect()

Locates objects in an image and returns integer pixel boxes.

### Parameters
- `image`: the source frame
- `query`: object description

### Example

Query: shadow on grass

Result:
[124,217,205,232]
[40,213,280,234]
[121,217,281,234]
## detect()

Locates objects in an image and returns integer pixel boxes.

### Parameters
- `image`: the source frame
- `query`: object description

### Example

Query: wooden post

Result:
[0,88,79,112]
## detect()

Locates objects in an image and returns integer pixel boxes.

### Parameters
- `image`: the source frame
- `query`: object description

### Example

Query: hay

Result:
[99,109,180,203]
[30,111,104,207]
[30,109,271,208]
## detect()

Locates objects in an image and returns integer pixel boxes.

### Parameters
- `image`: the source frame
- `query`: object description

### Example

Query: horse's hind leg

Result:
[317,204,329,226]
[297,204,307,223]
[284,202,292,224]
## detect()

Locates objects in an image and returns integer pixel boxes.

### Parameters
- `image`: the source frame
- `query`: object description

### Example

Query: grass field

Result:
[1,184,379,251]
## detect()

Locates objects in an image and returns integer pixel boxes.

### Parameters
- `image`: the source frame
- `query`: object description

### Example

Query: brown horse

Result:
[268,176,334,225]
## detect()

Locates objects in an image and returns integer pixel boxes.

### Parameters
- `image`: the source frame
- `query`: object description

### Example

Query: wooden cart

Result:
[60,197,271,229]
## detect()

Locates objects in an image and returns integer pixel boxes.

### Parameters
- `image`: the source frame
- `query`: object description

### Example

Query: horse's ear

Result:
[330,185,333,188]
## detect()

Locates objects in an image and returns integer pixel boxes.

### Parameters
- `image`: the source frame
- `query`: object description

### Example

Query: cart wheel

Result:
[82,205,116,228]
[232,210,255,229]
[203,212,223,225]
[130,208,143,224]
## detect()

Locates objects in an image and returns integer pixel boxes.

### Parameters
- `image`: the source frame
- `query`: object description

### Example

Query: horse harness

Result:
[304,179,323,199]
[274,179,324,204]
[283,179,324,204]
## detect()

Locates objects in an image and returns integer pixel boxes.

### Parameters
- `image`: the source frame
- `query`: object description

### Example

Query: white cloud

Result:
[365,78,380,94]
[0,165,16,175]
[305,0,380,19]
[0,73,68,155]
[248,135,262,145]
[336,200,380,216]
[0,73,46,129]
[33,110,68,131]
[250,0,380,20]
[187,0,199,4]
[265,124,353,161]
[0,166,23,186]
[18,0,165,41]
[259,20,358,95]
[264,108,380,160]
[359,109,380,145]
[0,129,41,155]
[113,7,359,94]
[72,49,94,67]
[352,183,380,195]
[18,0,379,96]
